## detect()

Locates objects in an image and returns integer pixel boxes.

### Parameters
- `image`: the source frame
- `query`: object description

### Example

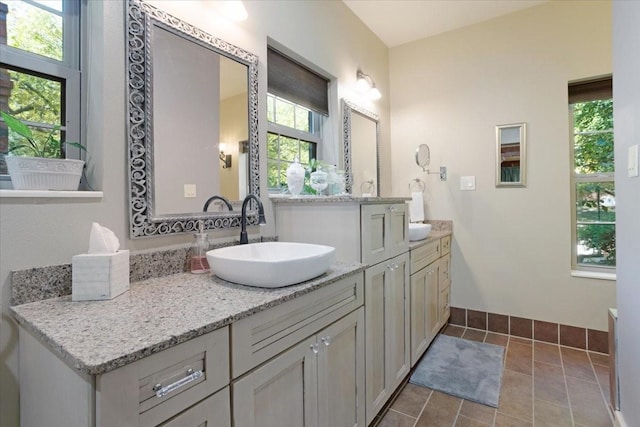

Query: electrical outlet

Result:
[184,184,197,198]
[460,176,476,191]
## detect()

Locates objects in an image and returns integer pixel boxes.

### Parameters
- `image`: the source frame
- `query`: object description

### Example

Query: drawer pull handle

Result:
[154,369,203,398]
[321,336,331,346]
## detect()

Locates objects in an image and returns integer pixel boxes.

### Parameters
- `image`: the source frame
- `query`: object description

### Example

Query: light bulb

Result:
[356,72,371,92]
[218,1,248,22]
[369,85,382,100]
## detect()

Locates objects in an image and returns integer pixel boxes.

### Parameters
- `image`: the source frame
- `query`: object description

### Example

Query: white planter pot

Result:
[5,156,84,191]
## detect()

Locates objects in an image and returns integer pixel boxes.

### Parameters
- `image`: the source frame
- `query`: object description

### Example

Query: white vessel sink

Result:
[206,242,335,288]
[409,223,432,241]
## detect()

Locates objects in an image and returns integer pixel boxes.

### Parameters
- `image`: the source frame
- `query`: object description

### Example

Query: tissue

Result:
[73,223,129,301]
[89,222,120,254]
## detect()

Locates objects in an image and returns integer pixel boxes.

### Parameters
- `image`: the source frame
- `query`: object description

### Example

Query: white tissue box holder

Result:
[72,250,130,301]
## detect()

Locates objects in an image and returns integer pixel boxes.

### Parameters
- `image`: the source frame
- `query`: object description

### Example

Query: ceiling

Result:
[342,0,548,48]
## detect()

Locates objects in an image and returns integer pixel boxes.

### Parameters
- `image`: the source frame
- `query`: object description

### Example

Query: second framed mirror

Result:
[496,123,526,187]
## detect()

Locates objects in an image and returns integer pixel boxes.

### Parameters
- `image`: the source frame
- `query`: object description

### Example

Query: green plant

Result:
[1,111,85,158]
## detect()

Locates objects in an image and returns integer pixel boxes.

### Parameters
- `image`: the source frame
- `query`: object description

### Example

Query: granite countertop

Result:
[270,194,410,204]
[10,261,365,376]
[408,230,452,250]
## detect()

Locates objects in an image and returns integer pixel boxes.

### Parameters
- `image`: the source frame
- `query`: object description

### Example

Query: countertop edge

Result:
[11,262,367,376]
[408,230,452,250]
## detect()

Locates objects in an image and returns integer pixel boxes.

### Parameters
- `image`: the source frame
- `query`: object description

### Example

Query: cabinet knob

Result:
[321,336,331,346]
[388,205,398,212]
[310,343,319,354]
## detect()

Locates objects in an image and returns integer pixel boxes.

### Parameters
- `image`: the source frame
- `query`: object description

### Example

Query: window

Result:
[569,77,615,270]
[266,47,328,192]
[0,0,82,174]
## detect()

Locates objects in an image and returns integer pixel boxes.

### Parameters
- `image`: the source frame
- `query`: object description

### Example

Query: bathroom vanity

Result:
[11,264,366,427]
[409,231,452,365]
[11,197,452,427]
[272,196,411,424]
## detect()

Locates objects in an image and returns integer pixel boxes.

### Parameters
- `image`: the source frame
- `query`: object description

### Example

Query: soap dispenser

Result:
[189,222,210,274]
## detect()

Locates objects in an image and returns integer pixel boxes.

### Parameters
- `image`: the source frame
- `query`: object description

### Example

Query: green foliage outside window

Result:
[572,99,615,267]
[266,93,320,192]
[2,1,65,158]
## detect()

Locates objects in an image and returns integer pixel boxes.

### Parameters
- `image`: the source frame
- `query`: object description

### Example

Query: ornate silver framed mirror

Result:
[127,0,259,238]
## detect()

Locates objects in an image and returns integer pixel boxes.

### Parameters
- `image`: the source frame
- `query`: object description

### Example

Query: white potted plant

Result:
[1,111,86,191]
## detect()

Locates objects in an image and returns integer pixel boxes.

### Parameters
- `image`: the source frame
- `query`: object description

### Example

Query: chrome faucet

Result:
[240,194,266,244]
[203,195,233,212]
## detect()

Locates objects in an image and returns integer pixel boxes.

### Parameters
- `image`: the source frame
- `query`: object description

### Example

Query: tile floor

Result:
[374,325,613,427]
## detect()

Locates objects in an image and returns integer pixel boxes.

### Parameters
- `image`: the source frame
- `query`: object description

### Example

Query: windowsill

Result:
[0,190,103,199]
[571,270,616,281]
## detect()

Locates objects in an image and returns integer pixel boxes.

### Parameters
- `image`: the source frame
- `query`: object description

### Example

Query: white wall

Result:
[0,1,389,425]
[389,1,615,331]
[612,1,640,424]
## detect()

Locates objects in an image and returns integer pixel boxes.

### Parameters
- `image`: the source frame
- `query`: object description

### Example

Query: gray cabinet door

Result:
[317,308,365,427]
[232,336,319,427]
[410,260,439,366]
[364,252,410,424]
[361,204,409,265]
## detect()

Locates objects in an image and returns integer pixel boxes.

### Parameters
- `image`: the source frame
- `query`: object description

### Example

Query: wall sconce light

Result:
[219,143,232,169]
[217,0,248,22]
[356,69,382,100]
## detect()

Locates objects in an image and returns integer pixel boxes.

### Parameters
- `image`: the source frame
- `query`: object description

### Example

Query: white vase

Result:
[286,159,305,196]
[5,156,84,190]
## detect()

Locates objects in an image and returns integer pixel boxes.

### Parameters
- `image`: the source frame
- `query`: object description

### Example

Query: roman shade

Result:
[568,77,613,104]
[267,47,329,116]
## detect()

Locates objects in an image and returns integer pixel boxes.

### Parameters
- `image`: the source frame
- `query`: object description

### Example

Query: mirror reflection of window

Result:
[499,126,521,183]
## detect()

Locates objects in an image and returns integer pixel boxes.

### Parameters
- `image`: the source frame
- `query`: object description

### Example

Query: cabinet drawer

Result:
[158,386,230,427]
[439,254,451,284]
[138,328,229,425]
[441,235,451,256]
[410,239,440,274]
[231,273,364,378]
[99,328,230,427]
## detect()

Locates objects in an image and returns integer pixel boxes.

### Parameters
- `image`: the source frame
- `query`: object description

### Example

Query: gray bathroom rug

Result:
[409,334,505,407]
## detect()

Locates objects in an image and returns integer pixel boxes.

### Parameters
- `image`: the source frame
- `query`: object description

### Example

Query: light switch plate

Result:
[184,184,197,198]
[460,176,476,191]
[628,144,639,178]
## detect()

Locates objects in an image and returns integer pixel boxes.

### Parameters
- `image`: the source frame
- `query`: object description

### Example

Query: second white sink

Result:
[409,223,432,241]
[206,242,335,288]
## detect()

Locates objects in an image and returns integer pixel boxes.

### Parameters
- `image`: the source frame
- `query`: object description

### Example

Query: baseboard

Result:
[614,410,628,427]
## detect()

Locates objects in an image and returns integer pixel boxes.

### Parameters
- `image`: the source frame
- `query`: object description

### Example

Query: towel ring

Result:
[409,178,426,193]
